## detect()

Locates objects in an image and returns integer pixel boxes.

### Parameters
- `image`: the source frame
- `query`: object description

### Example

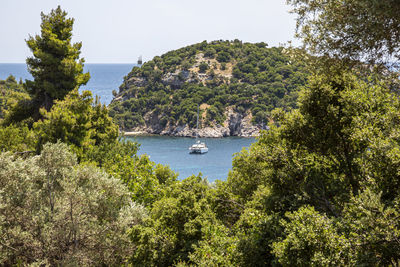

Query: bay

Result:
[128,136,255,182]
[0,63,257,181]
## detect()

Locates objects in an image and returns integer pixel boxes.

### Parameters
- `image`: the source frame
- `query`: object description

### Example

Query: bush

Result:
[216,51,231,63]
[0,142,146,266]
[204,48,216,58]
[199,62,209,73]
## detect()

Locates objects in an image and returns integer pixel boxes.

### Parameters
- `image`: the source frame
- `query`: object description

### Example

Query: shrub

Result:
[0,142,146,266]
[199,62,209,73]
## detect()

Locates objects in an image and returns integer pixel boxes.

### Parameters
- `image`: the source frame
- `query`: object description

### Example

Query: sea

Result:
[0,63,256,182]
[0,63,133,105]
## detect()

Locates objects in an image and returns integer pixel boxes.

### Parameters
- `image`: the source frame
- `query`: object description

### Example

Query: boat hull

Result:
[189,147,208,154]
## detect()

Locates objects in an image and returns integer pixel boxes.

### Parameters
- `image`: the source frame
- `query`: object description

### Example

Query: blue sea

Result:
[0,63,134,105]
[129,136,254,182]
[0,63,256,182]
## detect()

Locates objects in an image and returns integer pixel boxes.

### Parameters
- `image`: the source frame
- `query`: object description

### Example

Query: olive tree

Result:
[0,142,146,266]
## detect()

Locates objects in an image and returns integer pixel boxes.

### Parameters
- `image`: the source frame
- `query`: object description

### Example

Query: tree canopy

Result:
[220,70,400,265]
[0,142,146,265]
[287,0,400,64]
[25,6,89,116]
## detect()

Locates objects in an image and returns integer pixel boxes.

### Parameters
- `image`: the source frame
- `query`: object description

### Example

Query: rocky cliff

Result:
[124,107,263,137]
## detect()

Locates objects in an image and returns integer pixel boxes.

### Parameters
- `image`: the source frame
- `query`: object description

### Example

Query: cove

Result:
[127,135,255,182]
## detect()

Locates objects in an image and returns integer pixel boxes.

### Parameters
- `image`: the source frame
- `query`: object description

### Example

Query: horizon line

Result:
[0,62,137,64]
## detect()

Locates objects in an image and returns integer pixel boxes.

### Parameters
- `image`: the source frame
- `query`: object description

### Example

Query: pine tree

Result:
[25,6,90,114]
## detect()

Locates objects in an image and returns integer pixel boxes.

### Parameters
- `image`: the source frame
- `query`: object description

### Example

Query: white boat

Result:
[189,105,208,154]
[189,140,208,154]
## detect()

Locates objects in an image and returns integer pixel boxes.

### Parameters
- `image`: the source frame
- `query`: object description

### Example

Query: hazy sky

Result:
[1,0,298,63]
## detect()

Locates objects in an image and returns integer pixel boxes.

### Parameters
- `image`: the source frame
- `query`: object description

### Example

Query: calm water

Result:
[0,63,256,181]
[0,63,135,105]
[128,136,255,182]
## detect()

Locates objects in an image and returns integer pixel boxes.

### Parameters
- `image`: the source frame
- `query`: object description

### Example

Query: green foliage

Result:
[109,40,309,130]
[0,79,37,154]
[233,208,282,266]
[0,142,146,265]
[188,221,237,266]
[25,6,89,115]
[0,123,36,153]
[0,75,32,124]
[83,139,178,206]
[33,89,118,157]
[129,175,218,266]
[0,76,24,115]
[272,206,351,266]
[198,62,209,73]
[204,47,216,58]
[216,51,231,63]
[287,0,400,64]
[218,70,400,265]
[272,189,400,266]
[227,71,400,212]
[341,189,400,265]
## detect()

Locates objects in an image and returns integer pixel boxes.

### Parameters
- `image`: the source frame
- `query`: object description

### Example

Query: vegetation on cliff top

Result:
[109,40,309,130]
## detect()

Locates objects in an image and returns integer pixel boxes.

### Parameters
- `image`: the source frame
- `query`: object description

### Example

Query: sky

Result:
[0,0,298,63]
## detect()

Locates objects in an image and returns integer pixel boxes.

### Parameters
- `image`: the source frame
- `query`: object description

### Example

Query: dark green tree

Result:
[287,0,400,64]
[33,90,118,158]
[220,70,400,265]
[129,175,217,266]
[0,75,29,120]
[25,6,90,115]
[198,62,209,73]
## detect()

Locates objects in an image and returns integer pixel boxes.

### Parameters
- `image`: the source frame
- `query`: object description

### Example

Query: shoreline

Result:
[123,131,149,136]
[122,131,260,138]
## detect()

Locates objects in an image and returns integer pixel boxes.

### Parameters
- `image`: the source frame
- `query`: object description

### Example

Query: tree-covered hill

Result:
[109,40,309,137]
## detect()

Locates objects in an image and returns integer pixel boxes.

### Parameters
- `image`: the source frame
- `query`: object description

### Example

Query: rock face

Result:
[124,107,261,138]
[119,70,213,95]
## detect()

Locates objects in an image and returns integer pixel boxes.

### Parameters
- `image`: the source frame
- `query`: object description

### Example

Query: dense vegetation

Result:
[2,3,400,266]
[0,7,179,264]
[0,142,146,265]
[0,75,27,119]
[109,41,308,129]
[288,0,400,65]
[15,6,89,123]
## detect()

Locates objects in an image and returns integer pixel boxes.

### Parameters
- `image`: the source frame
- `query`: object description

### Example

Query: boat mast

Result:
[196,105,199,140]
